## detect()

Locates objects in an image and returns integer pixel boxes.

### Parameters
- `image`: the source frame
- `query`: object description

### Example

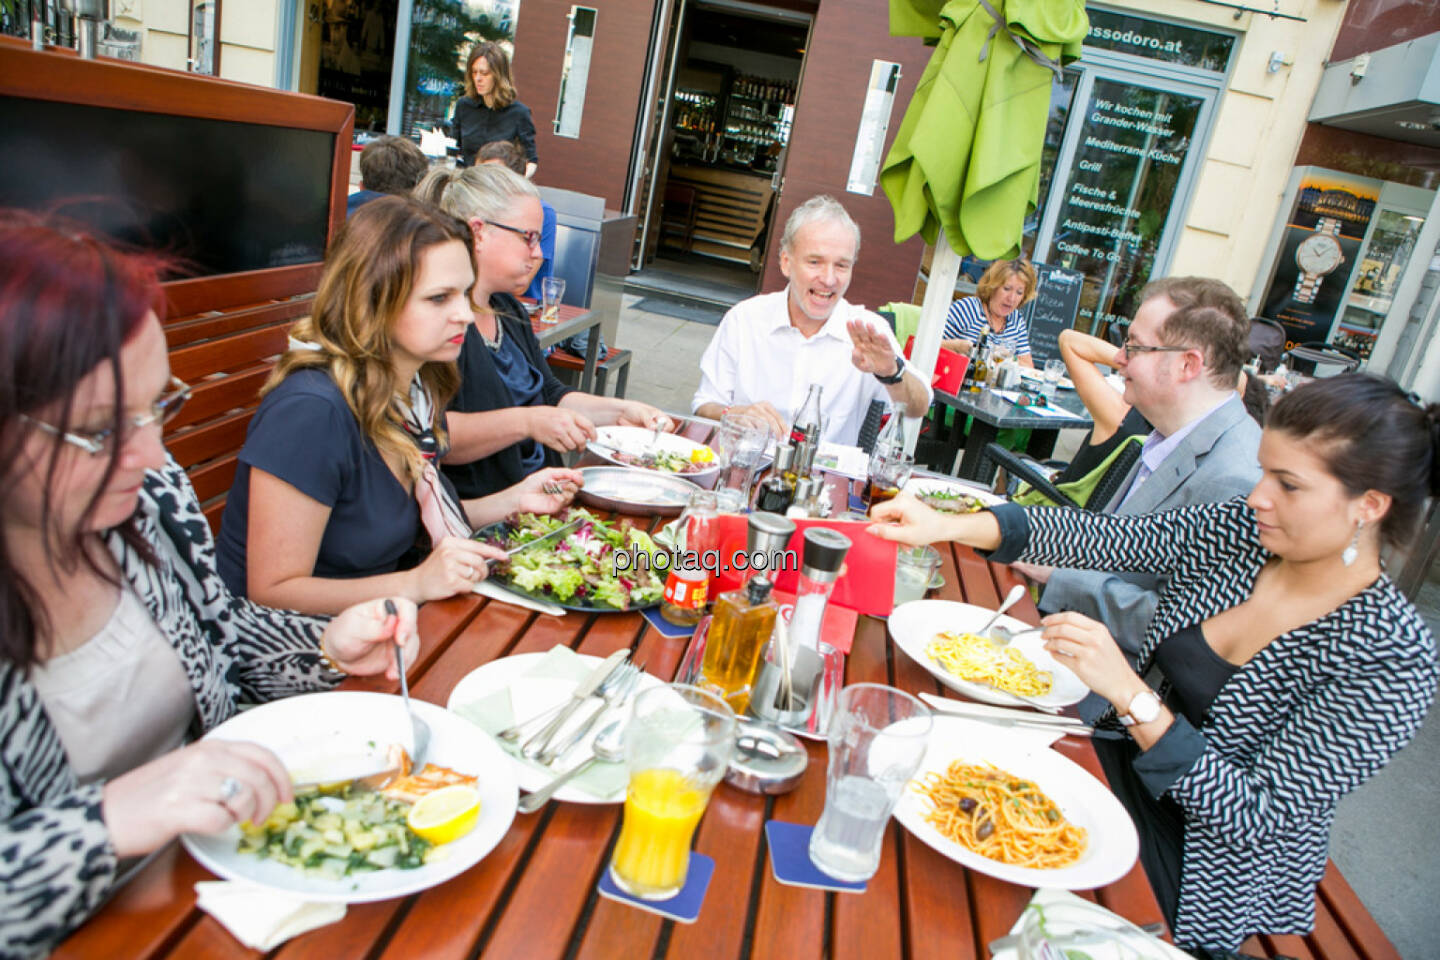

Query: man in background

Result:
[347,135,428,216]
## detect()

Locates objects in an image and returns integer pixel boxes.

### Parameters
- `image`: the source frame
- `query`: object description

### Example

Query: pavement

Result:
[609,292,1440,958]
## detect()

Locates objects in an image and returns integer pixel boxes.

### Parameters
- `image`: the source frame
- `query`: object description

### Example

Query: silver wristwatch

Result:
[1119,689,1162,727]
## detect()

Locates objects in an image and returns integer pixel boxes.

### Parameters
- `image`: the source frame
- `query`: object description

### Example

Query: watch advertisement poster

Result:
[1260,171,1378,347]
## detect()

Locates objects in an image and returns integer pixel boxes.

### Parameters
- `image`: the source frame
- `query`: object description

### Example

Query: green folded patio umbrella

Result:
[881,0,1088,259]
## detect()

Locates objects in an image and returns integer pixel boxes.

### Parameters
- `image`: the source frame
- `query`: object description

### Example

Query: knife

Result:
[292,766,401,792]
[919,693,1078,726]
[919,694,1117,739]
[521,649,629,759]
[473,579,567,616]
[495,517,583,562]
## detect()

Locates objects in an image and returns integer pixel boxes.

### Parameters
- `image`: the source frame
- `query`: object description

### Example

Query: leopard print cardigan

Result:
[0,457,341,959]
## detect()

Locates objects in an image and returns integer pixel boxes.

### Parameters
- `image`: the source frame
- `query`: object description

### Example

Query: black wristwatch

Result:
[874,354,906,385]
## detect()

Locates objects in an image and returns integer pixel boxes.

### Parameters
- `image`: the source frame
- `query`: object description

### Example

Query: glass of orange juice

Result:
[608,684,736,899]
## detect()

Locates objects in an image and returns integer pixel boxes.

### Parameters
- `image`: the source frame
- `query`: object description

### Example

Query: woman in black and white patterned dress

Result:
[869,373,1438,955]
[0,211,424,958]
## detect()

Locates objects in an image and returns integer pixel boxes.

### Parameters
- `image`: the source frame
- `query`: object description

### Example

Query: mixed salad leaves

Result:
[481,509,667,609]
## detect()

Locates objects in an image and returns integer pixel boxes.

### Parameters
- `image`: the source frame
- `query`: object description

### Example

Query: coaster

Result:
[764,821,867,892]
[641,607,696,639]
[596,853,715,923]
[847,491,866,513]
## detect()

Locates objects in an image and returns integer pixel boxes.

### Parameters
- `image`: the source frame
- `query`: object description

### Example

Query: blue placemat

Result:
[641,606,696,638]
[848,491,866,513]
[764,821,868,892]
[597,852,715,923]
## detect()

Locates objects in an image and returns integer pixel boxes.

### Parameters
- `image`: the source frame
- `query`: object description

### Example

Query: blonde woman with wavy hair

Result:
[454,41,537,175]
[216,196,580,616]
[413,165,671,500]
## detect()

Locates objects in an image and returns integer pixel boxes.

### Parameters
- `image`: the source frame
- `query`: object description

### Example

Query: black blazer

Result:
[443,293,573,499]
[451,97,538,166]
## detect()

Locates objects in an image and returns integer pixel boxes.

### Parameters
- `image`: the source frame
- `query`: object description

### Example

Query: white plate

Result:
[902,475,1004,509]
[588,426,721,482]
[888,599,1087,708]
[183,692,517,903]
[446,653,664,804]
[891,715,1138,889]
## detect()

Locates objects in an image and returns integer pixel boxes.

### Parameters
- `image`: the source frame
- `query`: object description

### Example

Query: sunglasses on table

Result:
[23,376,191,456]
[485,220,543,250]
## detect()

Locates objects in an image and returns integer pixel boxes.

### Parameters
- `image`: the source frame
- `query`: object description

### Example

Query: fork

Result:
[386,600,430,773]
[495,658,634,744]
[537,664,642,765]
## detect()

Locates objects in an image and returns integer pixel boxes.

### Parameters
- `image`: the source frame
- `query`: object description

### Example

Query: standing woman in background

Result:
[453,42,538,176]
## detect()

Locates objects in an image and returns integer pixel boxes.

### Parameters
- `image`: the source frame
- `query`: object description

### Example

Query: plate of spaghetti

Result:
[890,716,1138,888]
[888,600,1087,708]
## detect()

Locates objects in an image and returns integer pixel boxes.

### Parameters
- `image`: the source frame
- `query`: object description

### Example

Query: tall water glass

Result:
[713,411,769,512]
[809,684,931,882]
[609,685,737,899]
[1042,357,1066,399]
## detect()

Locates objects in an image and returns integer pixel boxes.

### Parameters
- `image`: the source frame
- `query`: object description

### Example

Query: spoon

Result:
[977,584,1026,645]
[386,599,430,774]
[517,719,626,813]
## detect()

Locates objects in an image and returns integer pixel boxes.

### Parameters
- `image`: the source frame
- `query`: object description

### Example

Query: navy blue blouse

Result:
[217,369,423,595]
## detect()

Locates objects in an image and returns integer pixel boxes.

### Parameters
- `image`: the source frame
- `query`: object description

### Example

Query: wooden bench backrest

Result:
[162,297,313,534]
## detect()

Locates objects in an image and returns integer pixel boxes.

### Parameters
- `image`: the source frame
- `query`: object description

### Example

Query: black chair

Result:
[985,438,1143,512]
[1249,318,1288,373]
[857,399,887,455]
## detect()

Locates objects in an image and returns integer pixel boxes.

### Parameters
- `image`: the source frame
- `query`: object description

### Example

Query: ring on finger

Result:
[218,776,243,805]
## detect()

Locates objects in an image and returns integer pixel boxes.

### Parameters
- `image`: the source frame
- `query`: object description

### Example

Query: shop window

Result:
[400,1,525,139]
[554,6,596,138]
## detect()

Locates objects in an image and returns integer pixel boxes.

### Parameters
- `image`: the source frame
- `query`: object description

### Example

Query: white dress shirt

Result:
[692,291,932,445]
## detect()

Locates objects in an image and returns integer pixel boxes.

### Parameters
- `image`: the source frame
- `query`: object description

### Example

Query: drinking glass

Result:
[808,684,931,882]
[1042,357,1066,398]
[540,277,566,325]
[864,449,914,512]
[609,684,737,899]
[713,411,769,512]
[893,545,942,606]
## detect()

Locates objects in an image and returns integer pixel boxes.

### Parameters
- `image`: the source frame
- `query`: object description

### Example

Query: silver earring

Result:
[1342,520,1363,567]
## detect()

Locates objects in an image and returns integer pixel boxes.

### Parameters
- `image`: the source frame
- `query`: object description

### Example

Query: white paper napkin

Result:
[194,881,345,950]
[993,888,1188,960]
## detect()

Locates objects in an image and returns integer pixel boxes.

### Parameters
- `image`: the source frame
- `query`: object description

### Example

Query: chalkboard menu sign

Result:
[0,96,334,277]
[1019,262,1084,364]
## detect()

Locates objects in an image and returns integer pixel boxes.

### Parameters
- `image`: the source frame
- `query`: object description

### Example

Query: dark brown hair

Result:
[1139,276,1249,388]
[463,41,518,107]
[0,210,164,667]
[1269,372,1440,551]
[476,139,527,176]
[359,136,429,195]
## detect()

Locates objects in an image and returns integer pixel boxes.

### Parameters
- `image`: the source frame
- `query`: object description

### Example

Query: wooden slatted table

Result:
[55,424,1165,960]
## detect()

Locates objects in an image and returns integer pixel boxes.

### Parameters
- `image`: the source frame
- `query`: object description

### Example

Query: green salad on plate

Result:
[480,509,668,610]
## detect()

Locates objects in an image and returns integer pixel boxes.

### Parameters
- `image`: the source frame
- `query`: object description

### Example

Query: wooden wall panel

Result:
[760,0,929,312]
[512,0,656,209]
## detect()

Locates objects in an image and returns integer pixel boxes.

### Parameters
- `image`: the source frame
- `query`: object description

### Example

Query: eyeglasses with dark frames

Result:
[485,220,543,250]
[1120,337,1195,357]
[23,375,191,456]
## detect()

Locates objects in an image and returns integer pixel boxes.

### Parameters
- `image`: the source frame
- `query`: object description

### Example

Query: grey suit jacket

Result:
[1039,393,1261,653]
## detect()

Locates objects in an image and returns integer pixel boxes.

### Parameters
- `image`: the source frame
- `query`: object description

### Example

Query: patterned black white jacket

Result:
[0,457,340,959]
[991,498,1438,951]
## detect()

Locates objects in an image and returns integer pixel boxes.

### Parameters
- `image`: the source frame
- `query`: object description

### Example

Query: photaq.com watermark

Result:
[612,547,799,578]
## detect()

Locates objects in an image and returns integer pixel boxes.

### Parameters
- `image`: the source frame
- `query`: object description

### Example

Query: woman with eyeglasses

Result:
[0,209,427,957]
[413,165,671,500]
[868,373,1438,956]
[216,197,580,616]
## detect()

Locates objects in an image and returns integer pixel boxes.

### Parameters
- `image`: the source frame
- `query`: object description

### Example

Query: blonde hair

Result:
[463,41,518,107]
[265,196,468,486]
[414,163,538,227]
[976,259,1038,310]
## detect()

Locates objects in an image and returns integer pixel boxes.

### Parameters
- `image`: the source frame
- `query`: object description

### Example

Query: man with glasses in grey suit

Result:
[1017,277,1262,675]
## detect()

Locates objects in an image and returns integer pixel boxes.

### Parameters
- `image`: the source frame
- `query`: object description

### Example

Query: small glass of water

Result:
[893,545,942,607]
[1042,357,1066,398]
[808,684,932,882]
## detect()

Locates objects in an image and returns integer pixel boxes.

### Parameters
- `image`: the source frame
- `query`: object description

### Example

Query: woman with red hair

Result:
[0,210,419,957]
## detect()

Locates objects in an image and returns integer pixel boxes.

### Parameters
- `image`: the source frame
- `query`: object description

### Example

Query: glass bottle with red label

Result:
[661,491,719,626]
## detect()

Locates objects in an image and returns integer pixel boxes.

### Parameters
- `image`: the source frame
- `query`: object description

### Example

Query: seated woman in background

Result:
[1050,327,1150,484]
[475,140,555,302]
[217,197,580,615]
[868,373,1438,955]
[941,258,1038,367]
[413,164,669,500]
[0,211,421,957]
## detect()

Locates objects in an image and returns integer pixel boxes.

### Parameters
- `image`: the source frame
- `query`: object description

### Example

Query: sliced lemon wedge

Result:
[690,446,715,464]
[406,785,481,845]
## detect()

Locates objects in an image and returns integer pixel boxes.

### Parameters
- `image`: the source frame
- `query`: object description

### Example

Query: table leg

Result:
[956,420,1001,484]
[580,320,601,395]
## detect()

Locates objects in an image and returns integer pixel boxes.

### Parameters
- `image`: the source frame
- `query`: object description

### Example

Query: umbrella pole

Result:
[904,229,962,460]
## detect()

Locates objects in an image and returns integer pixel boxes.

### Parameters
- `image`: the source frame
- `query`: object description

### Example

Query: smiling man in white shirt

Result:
[692,195,932,444]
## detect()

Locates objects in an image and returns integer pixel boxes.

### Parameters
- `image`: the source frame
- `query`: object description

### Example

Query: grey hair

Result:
[413,163,539,225]
[780,195,860,257]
